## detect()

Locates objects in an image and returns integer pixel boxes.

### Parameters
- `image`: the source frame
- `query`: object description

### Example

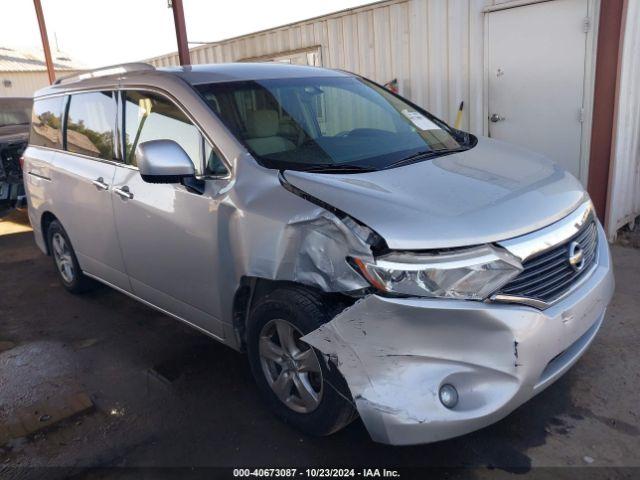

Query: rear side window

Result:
[65,91,117,160]
[30,97,63,149]
[123,90,227,175]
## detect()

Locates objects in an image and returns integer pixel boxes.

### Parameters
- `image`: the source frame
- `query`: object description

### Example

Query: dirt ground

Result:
[0,209,638,479]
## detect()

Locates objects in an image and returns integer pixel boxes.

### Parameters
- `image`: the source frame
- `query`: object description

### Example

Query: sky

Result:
[0,0,375,68]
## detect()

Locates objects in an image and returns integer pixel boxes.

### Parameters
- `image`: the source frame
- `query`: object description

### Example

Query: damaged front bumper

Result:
[302,224,614,445]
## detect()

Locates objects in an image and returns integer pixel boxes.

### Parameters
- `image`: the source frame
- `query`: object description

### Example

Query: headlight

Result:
[352,245,522,299]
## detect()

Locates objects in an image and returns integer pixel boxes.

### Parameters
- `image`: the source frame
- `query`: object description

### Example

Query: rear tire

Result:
[247,287,357,436]
[47,220,96,294]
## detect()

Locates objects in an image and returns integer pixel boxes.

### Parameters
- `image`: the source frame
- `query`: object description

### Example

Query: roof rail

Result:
[54,62,155,85]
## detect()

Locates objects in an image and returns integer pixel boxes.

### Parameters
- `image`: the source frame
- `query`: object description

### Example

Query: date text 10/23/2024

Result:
[233,469,401,478]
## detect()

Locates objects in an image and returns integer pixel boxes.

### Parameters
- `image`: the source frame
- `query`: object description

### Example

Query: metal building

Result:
[145,0,637,240]
[606,0,640,240]
[0,46,82,97]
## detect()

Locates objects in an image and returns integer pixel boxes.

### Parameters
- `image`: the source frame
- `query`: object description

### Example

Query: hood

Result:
[283,136,588,250]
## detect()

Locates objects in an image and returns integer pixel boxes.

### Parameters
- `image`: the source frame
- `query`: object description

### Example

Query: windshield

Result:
[196,76,473,172]
[0,100,32,128]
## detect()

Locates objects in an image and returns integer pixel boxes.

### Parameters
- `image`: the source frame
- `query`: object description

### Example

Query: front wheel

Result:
[247,287,356,436]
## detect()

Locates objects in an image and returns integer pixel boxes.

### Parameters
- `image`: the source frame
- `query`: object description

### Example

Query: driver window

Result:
[123,90,227,176]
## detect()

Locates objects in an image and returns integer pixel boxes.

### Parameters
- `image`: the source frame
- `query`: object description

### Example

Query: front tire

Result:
[47,220,96,294]
[247,287,356,436]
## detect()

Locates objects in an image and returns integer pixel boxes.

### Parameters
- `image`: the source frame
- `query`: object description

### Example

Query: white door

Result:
[487,0,589,181]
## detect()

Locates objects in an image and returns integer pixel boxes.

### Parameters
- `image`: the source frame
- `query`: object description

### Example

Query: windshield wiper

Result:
[386,150,436,169]
[386,147,470,169]
[297,164,377,174]
[452,128,473,146]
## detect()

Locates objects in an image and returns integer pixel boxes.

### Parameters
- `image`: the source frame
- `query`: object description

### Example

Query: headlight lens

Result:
[352,245,522,299]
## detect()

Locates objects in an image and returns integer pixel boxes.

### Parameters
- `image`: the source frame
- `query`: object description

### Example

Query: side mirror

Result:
[136,140,195,184]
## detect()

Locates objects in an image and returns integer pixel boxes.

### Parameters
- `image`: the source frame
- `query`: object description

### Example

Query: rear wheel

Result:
[247,287,356,436]
[47,220,96,293]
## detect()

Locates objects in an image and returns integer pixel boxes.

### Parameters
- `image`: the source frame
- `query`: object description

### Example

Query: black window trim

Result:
[61,94,69,151]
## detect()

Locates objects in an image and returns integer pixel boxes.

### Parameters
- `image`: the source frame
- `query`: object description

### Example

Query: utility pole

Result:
[33,0,55,84]
[170,0,191,66]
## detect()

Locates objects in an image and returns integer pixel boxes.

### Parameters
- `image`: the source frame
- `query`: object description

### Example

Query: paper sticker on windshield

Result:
[401,109,440,131]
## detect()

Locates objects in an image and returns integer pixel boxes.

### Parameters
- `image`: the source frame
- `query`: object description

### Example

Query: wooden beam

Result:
[171,0,191,66]
[33,0,55,84]
[587,0,625,221]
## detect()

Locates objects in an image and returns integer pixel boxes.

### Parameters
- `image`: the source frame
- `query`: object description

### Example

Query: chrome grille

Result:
[497,221,598,303]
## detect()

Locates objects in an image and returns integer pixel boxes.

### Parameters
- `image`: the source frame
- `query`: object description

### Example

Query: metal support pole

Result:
[33,0,55,84]
[170,0,191,66]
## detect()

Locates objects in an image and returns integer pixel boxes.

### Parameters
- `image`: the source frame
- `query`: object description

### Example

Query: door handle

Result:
[490,113,506,123]
[114,186,134,200]
[92,177,109,191]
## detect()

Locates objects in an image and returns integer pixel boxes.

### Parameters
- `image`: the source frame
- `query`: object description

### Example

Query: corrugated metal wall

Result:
[0,72,51,97]
[150,0,491,134]
[0,71,81,97]
[606,0,640,238]
[148,0,639,237]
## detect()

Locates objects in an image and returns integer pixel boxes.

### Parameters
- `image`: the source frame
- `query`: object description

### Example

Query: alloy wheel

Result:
[51,232,75,284]
[258,318,323,413]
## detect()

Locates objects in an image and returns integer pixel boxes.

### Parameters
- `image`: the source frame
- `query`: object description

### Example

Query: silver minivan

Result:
[23,63,614,445]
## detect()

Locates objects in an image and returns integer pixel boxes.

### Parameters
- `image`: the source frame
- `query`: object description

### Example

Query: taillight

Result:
[19,156,25,171]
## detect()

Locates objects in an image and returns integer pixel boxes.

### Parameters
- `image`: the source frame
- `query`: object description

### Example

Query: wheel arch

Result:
[40,211,59,255]
[231,277,355,352]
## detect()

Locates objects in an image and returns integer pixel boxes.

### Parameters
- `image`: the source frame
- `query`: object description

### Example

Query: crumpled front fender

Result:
[301,236,613,445]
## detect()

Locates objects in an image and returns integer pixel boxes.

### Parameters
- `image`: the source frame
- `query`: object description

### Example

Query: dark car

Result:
[1,97,32,209]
